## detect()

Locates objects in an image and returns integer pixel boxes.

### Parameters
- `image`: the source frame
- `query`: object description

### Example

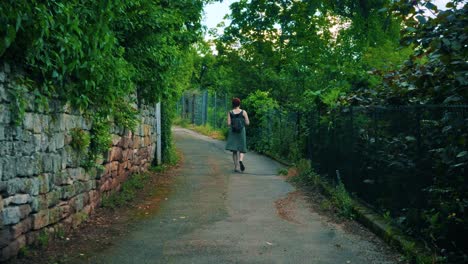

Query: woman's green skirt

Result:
[225,127,247,153]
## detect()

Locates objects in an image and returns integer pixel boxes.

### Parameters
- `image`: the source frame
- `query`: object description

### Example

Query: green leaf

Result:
[377,8,388,13]
[456,151,467,158]
[424,2,437,11]
[5,25,17,48]
[415,15,426,24]
[52,70,59,78]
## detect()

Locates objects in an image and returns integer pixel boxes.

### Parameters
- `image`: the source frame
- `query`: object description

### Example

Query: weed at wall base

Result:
[101,173,150,209]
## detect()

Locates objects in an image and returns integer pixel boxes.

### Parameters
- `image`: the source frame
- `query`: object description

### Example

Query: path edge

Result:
[311,179,437,263]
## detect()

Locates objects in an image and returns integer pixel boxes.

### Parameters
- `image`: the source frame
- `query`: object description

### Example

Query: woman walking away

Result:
[226,98,250,172]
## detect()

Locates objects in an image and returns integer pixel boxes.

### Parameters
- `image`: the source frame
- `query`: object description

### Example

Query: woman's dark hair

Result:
[232,98,241,108]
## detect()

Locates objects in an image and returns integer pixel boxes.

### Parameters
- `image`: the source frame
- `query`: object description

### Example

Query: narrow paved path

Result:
[89,128,399,264]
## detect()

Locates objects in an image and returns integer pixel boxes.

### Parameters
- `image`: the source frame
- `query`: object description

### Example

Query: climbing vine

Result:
[0,0,207,164]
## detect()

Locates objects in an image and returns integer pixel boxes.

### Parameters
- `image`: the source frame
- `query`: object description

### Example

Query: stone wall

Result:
[0,65,159,260]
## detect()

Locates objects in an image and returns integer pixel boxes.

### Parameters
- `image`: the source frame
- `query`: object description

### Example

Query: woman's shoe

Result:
[239,161,245,172]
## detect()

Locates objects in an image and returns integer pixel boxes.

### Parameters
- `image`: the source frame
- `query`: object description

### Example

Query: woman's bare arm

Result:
[227,111,231,126]
[243,111,250,126]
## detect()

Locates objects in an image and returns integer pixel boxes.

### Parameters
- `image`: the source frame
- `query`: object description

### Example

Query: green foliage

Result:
[113,101,139,131]
[333,180,355,219]
[101,173,150,209]
[17,246,30,258]
[1,0,206,166]
[37,230,49,249]
[289,161,355,219]
[89,116,112,158]
[384,1,468,104]
[277,168,288,176]
[149,165,169,173]
[8,83,28,126]
[70,128,90,154]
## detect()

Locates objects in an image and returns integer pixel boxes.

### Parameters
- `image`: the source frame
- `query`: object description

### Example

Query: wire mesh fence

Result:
[251,105,467,214]
[176,90,230,128]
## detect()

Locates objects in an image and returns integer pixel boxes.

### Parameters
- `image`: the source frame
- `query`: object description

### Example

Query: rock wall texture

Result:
[0,64,159,261]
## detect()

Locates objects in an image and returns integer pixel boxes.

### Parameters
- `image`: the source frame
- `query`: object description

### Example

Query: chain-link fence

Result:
[251,105,467,212]
[308,106,467,212]
[250,105,467,258]
[176,90,230,128]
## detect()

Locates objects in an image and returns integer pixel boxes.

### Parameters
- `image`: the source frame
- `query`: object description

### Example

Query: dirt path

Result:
[66,127,400,264]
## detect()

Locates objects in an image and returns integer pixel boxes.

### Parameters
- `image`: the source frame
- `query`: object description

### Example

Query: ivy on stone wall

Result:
[0,0,206,164]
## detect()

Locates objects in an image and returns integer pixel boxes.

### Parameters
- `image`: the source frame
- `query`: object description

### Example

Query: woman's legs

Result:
[239,153,245,171]
[232,151,239,171]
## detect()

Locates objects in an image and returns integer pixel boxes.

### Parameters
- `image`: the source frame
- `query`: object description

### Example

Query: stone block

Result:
[0,228,12,248]
[67,167,87,182]
[25,230,39,247]
[0,124,4,141]
[18,140,35,156]
[74,181,86,194]
[3,194,31,206]
[48,206,61,224]
[2,206,21,225]
[40,134,50,152]
[30,195,46,213]
[112,134,121,146]
[31,210,49,230]
[63,145,81,168]
[32,133,42,152]
[133,136,140,148]
[54,132,65,149]
[47,134,57,153]
[1,156,16,181]
[23,178,40,196]
[61,184,76,199]
[42,153,62,173]
[53,114,66,132]
[82,117,92,130]
[19,204,32,220]
[60,148,67,169]
[64,114,77,130]
[0,141,13,156]
[38,174,50,194]
[0,105,11,124]
[143,125,151,137]
[46,190,61,208]
[83,180,95,192]
[0,235,26,262]
[11,217,32,238]
[0,83,9,102]
[16,156,36,177]
[53,170,73,186]
[71,193,84,211]
[122,149,133,161]
[5,178,23,196]
[59,204,72,219]
[41,114,50,128]
[110,161,119,173]
[22,112,35,132]
[109,147,123,162]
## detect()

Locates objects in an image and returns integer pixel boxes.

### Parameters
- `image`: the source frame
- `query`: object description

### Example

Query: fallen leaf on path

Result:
[266,242,273,246]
